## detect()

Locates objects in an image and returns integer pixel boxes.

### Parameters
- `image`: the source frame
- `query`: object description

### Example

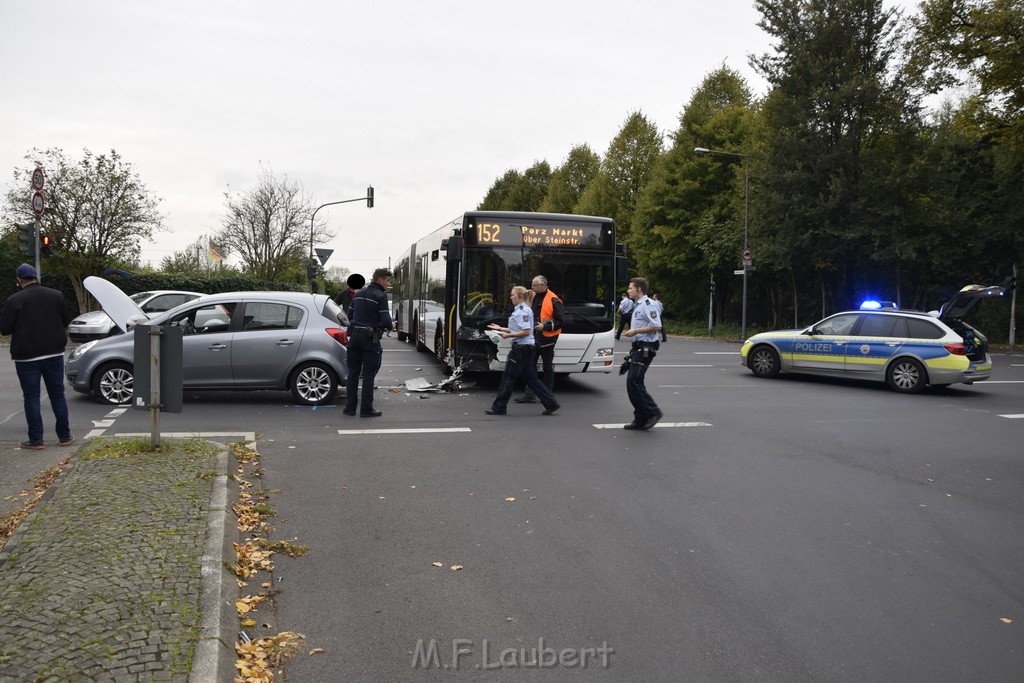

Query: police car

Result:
[740,285,1005,393]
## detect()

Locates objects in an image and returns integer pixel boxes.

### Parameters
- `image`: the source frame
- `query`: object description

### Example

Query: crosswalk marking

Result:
[593,422,712,429]
[338,427,471,435]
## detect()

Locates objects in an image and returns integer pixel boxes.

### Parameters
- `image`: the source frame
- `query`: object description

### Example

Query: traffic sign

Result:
[314,248,334,266]
[31,167,45,191]
[741,247,753,261]
[31,191,45,215]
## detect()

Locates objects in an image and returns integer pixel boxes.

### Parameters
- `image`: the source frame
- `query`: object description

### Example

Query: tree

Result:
[632,66,758,322]
[575,112,663,240]
[908,0,1024,148]
[477,169,521,210]
[214,167,333,282]
[751,0,921,318]
[539,145,600,213]
[1,147,163,313]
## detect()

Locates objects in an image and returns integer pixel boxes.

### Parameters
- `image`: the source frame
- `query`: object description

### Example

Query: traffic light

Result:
[366,185,374,208]
[16,222,35,257]
[40,231,54,257]
[1006,275,1017,292]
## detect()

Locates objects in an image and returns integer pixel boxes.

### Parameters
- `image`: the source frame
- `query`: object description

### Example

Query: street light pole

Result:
[694,147,751,341]
[308,185,375,293]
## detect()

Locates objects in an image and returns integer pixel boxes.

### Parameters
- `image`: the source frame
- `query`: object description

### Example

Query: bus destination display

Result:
[472,221,605,248]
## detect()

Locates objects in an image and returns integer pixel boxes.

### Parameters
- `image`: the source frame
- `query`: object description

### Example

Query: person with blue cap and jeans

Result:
[0,264,74,450]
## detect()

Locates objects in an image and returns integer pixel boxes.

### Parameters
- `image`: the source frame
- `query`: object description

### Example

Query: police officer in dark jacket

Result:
[343,268,394,417]
[0,264,74,449]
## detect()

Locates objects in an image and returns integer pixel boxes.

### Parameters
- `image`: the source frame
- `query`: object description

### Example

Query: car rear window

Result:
[905,318,945,339]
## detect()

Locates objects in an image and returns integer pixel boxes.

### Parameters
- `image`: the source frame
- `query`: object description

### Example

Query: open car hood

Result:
[937,284,1005,321]
[83,276,148,333]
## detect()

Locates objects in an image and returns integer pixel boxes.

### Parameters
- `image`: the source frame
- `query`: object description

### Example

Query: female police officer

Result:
[485,286,560,416]
[622,277,663,430]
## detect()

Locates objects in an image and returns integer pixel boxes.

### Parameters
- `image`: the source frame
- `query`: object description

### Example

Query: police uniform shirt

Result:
[619,297,634,315]
[630,296,661,342]
[508,302,536,346]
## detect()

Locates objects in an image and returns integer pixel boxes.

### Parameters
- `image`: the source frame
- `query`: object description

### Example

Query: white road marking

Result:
[693,352,739,355]
[593,422,712,429]
[998,414,1024,419]
[653,364,714,368]
[338,428,472,435]
[981,381,1024,384]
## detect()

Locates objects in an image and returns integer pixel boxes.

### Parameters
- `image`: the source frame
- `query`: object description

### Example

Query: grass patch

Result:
[80,436,219,460]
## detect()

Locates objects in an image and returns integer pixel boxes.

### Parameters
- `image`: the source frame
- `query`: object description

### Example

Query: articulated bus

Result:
[393,211,626,376]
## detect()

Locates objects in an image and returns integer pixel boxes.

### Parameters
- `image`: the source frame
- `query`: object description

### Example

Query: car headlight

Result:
[69,340,98,361]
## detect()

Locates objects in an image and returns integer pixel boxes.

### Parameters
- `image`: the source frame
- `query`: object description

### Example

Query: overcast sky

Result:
[3,1,850,279]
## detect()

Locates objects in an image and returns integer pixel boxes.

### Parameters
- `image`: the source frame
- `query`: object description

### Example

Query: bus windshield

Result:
[462,246,614,333]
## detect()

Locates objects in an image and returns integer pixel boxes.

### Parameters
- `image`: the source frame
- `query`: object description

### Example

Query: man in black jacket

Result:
[343,268,394,417]
[0,264,74,450]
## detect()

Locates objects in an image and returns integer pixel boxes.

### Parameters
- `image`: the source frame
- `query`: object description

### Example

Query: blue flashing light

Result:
[859,300,897,310]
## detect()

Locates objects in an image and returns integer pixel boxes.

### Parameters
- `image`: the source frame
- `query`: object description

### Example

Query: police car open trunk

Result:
[936,285,1005,362]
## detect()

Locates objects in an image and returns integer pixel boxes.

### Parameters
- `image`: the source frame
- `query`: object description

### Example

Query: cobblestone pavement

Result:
[0,439,228,682]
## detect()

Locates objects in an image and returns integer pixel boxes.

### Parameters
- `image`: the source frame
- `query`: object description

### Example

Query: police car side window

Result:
[906,318,944,340]
[815,314,858,336]
[856,314,897,337]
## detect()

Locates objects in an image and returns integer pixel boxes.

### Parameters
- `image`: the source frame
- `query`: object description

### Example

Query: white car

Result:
[68,290,202,343]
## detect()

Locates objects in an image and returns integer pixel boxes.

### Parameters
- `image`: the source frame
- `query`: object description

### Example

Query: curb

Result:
[190,444,239,682]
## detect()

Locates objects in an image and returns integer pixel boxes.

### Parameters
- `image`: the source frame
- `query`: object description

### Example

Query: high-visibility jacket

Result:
[538,289,563,339]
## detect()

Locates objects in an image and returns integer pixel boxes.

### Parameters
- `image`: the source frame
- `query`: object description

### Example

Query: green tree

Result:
[1,147,163,313]
[477,169,521,210]
[214,167,333,282]
[632,67,758,322]
[752,0,921,319]
[539,145,600,213]
[908,0,1024,148]
[575,112,663,240]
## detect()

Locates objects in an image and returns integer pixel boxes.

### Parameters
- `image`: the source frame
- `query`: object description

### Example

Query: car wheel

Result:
[290,362,339,405]
[92,361,134,405]
[748,345,781,378]
[886,357,926,393]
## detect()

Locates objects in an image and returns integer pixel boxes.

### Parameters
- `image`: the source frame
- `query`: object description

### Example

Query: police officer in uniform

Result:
[615,292,633,340]
[344,268,394,417]
[514,275,564,404]
[485,286,560,416]
[622,277,663,430]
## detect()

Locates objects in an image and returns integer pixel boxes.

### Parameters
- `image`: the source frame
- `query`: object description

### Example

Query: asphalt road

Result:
[3,336,1022,681]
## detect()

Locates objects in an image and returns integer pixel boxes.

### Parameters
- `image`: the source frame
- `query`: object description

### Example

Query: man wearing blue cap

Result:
[0,264,74,450]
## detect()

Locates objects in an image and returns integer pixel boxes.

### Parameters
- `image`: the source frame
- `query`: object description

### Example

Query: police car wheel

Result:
[290,362,339,405]
[749,346,781,378]
[886,357,926,394]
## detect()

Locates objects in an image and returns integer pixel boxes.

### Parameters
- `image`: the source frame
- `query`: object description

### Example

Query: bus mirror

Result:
[616,255,629,282]
[447,235,463,262]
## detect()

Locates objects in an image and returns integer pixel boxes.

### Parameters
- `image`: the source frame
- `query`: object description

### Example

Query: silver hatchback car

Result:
[66,287,350,405]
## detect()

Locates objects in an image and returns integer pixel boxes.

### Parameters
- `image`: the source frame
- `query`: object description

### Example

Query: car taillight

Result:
[943,343,966,355]
[326,328,348,346]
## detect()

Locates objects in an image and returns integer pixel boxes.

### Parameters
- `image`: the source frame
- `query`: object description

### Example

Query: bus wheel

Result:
[415,324,428,352]
[434,327,446,366]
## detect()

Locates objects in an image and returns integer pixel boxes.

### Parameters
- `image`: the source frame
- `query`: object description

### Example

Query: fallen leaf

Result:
[450,564,463,571]
[379,496,386,500]
[242,619,257,627]
[504,497,516,502]
[309,647,326,655]
[1000,617,1013,624]
[432,562,443,567]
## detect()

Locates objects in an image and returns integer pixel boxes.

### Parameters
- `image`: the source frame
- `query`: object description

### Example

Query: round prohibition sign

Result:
[32,191,45,215]
[741,247,753,261]
[32,167,45,190]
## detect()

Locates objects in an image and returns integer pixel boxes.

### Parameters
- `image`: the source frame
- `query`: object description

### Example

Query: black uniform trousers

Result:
[492,344,557,413]
[626,341,661,424]
[345,328,382,414]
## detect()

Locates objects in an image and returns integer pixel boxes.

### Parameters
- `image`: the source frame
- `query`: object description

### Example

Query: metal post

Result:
[708,275,714,336]
[1010,263,1017,351]
[741,156,749,342]
[34,218,42,281]
[149,326,162,450]
[309,189,376,293]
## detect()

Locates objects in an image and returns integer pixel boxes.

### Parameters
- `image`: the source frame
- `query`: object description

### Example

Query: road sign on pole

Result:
[32,167,45,191]
[32,191,45,215]
[314,248,334,266]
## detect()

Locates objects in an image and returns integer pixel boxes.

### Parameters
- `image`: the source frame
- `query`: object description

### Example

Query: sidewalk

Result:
[0,437,236,682]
